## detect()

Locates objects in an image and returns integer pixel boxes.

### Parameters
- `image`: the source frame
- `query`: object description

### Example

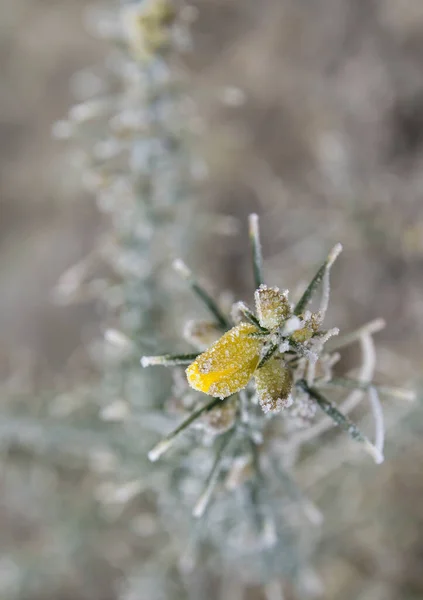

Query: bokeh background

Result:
[1,1,423,599]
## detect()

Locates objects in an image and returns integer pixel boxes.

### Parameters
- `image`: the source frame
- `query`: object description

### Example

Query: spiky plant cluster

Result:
[1,3,417,600]
[140,213,415,592]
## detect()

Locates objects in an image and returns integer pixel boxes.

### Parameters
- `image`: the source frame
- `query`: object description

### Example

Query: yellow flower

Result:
[186,321,293,410]
[186,323,263,399]
[185,287,296,408]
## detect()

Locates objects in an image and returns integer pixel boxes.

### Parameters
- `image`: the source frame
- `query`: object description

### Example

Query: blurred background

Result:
[1,0,423,599]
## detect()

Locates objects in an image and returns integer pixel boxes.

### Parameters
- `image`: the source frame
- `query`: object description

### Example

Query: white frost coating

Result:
[261,515,278,548]
[326,243,343,267]
[278,340,290,353]
[281,316,302,336]
[104,328,132,349]
[319,243,342,321]
[368,386,385,462]
[192,487,212,519]
[173,258,191,279]
[288,331,377,448]
[332,317,386,350]
[363,439,384,465]
[141,356,160,367]
[302,499,324,526]
[306,328,339,387]
[378,385,416,402]
[249,213,260,238]
[230,301,251,324]
[148,439,172,462]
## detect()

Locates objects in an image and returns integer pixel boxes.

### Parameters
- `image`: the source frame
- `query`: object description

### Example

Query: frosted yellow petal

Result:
[255,357,293,414]
[254,285,290,330]
[186,323,262,398]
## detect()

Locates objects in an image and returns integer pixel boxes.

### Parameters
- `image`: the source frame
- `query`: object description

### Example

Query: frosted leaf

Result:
[254,285,290,330]
[186,323,263,398]
[254,357,293,414]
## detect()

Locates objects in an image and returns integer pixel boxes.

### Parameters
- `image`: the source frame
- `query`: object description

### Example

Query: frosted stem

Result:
[173,259,230,329]
[298,381,383,464]
[148,396,224,461]
[294,243,342,316]
[232,301,268,332]
[368,386,385,461]
[141,353,199,367]
[290,332,376,447]
[249,213,264,289]
[330,318,385,350]
[318,243,342,322]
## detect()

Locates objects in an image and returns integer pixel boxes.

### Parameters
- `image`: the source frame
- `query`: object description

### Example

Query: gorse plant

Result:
[50,1,415,595]
[141,214,415,525]
[2,2,416,600]
[136,213,416,598]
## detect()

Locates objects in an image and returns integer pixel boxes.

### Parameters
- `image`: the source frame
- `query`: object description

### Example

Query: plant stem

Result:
[148,396,226,462]
[297,380,384,464]
[173,259,230,330]
[249,213,264,289]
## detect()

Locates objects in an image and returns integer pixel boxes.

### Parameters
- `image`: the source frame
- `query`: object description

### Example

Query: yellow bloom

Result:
[186,323,263,399]
[185,286,300,409]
